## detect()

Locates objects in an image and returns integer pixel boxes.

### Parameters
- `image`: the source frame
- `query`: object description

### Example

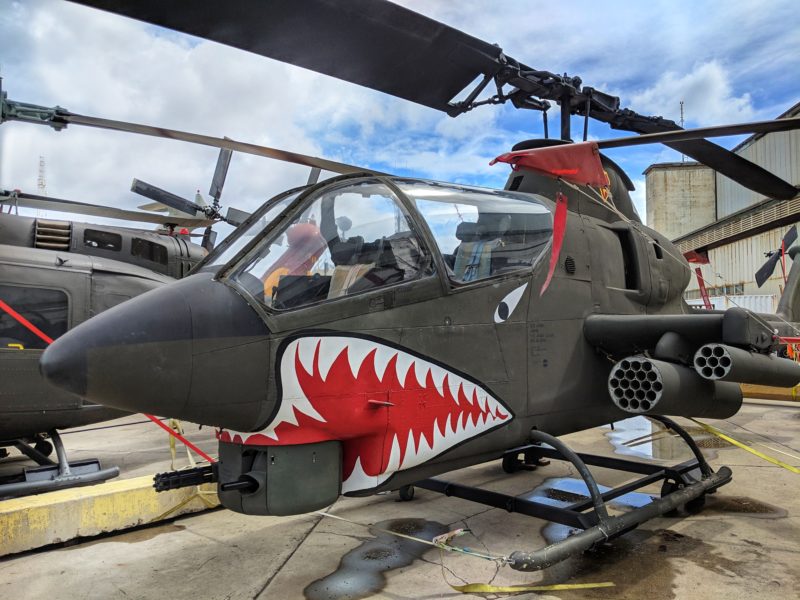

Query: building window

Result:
[0,285,68,350]
[132,238,168,265]
[84,229,121,251]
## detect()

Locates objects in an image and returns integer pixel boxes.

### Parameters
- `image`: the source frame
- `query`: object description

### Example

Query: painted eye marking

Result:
[494,283,528,323]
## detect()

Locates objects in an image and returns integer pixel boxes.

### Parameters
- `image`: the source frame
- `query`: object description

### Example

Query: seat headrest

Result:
[456,222,481,242]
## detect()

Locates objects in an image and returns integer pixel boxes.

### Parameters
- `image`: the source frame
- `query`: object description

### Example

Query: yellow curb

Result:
[0,476,218,557]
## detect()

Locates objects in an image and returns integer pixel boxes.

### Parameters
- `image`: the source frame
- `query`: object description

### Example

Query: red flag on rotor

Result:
[684,250,710,264]
[490,141,609,187]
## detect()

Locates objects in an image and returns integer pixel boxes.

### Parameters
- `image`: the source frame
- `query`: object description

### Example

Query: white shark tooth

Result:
[432,418,449,454]
[476,392,488,413]
[402,430,417,469]
[384,434,401,474]
[343,338,378,379]
[373,344,397,382]
[461,382,476,405]
[416,430,432,458]
[466,412,478,432]
[447,376,461,405]
[316,337,350,381]
[414,360,431,390]
[394,353,416,388]
[444,414,455,438]
[291,338,318,376]
[427,364,448,396]
[342,456,377,494]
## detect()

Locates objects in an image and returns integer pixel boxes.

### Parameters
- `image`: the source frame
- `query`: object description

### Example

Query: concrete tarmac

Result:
[1,403,798,600]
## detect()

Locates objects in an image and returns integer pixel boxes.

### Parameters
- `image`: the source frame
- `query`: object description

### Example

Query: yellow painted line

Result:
[689,419,800,474]
[0,475,218,557]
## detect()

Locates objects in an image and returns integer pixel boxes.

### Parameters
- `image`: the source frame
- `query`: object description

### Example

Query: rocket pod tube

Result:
[608,355,742,419]
[693,343,800,387]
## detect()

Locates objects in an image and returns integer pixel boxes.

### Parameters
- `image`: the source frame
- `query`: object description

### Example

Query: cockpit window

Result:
[395,180,553,283]
[202,188,304,269]
[232,180,426,310]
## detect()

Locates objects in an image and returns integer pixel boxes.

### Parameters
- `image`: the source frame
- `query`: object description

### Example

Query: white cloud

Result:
[629,61,755,126]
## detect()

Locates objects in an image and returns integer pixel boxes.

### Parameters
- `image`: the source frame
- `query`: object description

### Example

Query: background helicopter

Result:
[0,147,249,496]
[4,0,800,571]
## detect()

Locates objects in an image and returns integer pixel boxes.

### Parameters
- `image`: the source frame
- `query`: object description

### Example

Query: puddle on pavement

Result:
[304,518,447,600]
[523,477,655,545]
[604,417,728,460]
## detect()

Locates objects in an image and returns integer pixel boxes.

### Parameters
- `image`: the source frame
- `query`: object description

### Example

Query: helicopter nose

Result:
[41,273,272,431]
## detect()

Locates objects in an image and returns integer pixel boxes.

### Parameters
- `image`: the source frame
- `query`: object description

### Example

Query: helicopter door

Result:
[0,262,90,413]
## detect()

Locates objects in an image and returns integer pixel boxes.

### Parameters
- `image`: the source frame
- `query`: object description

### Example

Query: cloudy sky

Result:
[1,0,798,237]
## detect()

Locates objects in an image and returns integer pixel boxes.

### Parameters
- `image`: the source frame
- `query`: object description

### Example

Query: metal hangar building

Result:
[645,101,800,312]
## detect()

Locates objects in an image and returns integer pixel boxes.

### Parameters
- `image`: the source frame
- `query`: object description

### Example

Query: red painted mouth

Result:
[219,335,512,492]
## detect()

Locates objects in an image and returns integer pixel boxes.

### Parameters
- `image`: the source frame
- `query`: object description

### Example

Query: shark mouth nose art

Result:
[218,334,513,492]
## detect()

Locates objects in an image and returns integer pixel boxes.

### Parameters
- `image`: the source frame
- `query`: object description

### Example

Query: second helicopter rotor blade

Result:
[63,112,379,176]
[209,146,233,202]
[0,190,215,227]
[131,178,204,216]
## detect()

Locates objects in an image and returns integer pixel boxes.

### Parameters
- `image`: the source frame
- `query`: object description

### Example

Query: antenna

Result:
[37,155,47,195]
[36,155,47,216]
[679,101,685,163]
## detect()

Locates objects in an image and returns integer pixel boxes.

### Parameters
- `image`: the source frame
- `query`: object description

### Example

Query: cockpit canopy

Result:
[202,177,553,311]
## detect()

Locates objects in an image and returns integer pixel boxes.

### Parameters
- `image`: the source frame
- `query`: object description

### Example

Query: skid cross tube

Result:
[412,421,731,572]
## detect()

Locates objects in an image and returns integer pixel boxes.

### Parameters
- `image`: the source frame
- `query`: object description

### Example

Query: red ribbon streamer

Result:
[0,298,54,345]
[695,268,713,310]
[540,192,568,297]
[144,414,217,463]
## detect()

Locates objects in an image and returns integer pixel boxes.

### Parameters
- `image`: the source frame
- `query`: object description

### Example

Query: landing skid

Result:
[398,416,731,572]
[0,430,119,498]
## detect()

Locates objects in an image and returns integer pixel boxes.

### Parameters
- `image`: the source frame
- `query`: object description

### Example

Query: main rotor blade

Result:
[665,139,797,200]
[0,191,215,227]
[131,178,204,217]
[69,0,503,112]
[63,112,378,176]
[598,117,800,149]
[600,118,800,201]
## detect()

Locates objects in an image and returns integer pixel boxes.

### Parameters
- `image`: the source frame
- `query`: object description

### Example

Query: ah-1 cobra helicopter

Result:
[0,147,249,496]
[6,0,800,570]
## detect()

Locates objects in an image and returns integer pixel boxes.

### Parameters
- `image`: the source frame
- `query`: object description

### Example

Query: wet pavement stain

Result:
[518,477,792,598]
[539,528,774,600]
[303,518,447,600]
[60,522,186,550]
[701,495,787,518]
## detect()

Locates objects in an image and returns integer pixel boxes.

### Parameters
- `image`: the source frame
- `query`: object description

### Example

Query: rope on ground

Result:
[314,510,615,594]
